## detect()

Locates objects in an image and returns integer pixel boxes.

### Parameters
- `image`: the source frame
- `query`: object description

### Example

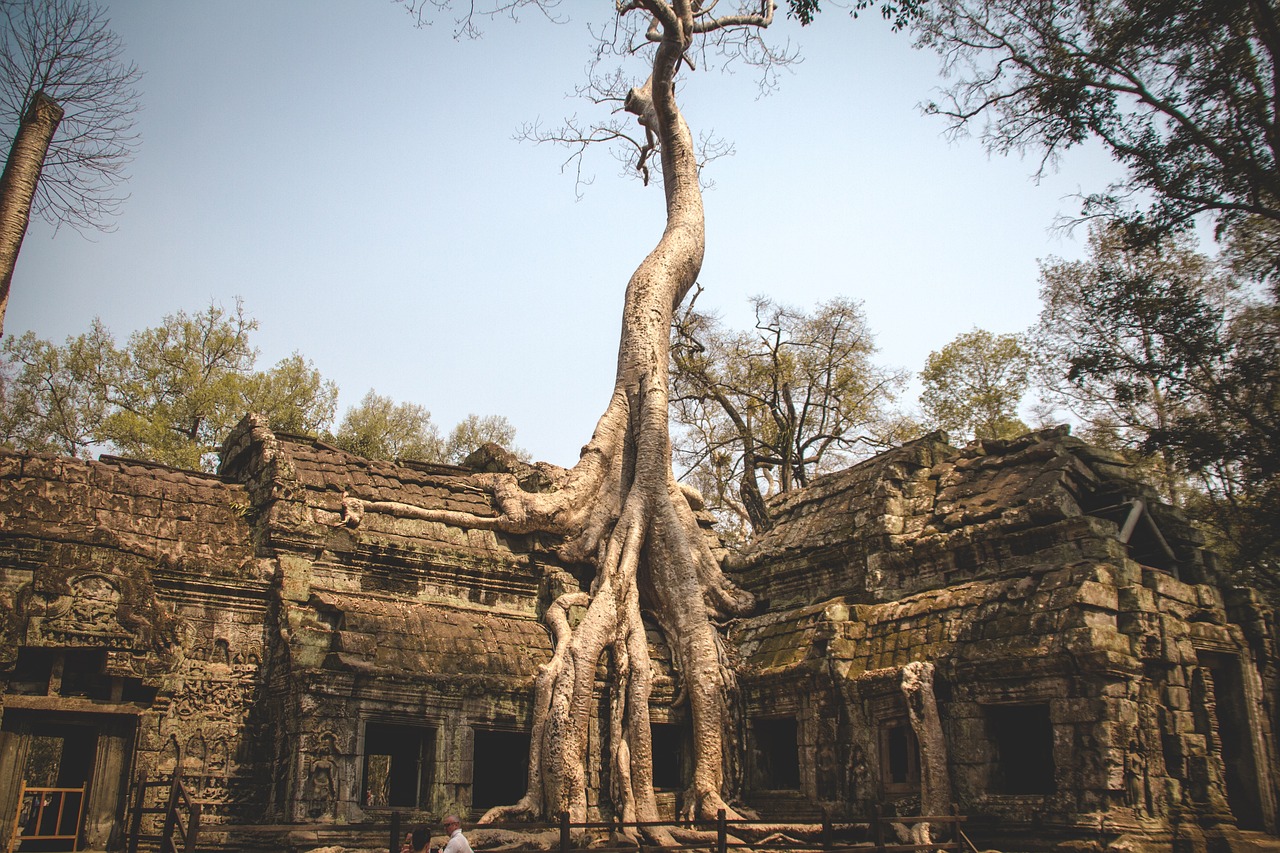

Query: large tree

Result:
[914,0,1280,244]
[0,0,139,335]
[372,0,842,834]
[1032,223,1231,501]
[919,328,1034,442]
[1035,224,1280,591]
[671,292,906,535]
[0,300,338,470]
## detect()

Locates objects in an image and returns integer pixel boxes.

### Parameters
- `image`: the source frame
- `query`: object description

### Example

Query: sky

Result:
[12,1,1130,468]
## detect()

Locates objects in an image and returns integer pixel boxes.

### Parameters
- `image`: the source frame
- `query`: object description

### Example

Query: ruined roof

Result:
[308,589,552,682]
[0,448,257,578]
[734,427,1197,609]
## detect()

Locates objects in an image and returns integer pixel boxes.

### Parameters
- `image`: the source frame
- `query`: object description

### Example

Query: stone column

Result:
[0,722,32,853]
[83,716,135,850]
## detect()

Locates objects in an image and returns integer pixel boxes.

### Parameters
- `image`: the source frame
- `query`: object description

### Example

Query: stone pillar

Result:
[0,722,32,853]
[83,717,135,850]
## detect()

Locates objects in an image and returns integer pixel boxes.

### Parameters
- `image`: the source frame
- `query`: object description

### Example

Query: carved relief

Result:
[29,574,131,647]
[304,732,341,819]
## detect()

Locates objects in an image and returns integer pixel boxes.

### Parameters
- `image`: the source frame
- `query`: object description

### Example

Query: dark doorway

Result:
[6,718,97,852]
[880,722,920,794]
[362,722,436,809]
[984,704,1055,795]
[1199,653,1265,830]
[753,717,800,791]
[472,729,530,810]
[650,723,685,790]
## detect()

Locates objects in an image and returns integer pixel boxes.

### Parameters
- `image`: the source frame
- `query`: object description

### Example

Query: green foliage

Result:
[671,293,906,535]
[101,301,260,468]
[0,325,110,457]
[785,0,926,30]
[444,413,526,465]
[1032,224,1229,500]
[915,0,1280,241]
[329,390,442,463]
[0,300,338,470]
[1032,223,1280,591]
[245,353,339,437]
[919,328,1032,442]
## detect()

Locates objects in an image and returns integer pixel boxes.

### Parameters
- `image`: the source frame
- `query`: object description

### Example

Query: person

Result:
[405,826,429,853]
[441,815,473,853]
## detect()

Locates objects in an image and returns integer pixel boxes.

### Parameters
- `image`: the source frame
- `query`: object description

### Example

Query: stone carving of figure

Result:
[1125,738,1151,817]
[305,732,340,820]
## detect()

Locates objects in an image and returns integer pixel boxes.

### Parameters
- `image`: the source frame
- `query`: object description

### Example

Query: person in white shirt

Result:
[441,815,473,853]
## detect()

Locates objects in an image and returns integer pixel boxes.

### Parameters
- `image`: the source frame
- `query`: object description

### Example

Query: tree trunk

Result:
[346,7,764,838]
[0,90,63,337]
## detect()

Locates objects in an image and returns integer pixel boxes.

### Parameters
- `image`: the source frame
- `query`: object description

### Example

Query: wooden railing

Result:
[6,783,86,852]
[383,807,978,853]
[126,771,201,853]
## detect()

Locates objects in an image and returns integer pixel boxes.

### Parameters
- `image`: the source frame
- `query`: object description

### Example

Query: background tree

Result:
[1029,219,1280,591]
[443,412,525,464]
[0,300,338,470]
[329,389,442,462]
[244,353,341,438]
[671,292,906,535]
[919,328,1033,442]
[914,0,1280,245]
[1031,224,1230,501]
[0,0,139,335]
[0,323,110,456]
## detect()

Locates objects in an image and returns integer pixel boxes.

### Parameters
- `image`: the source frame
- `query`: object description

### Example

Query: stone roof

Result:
[0,448,256,577]
[733,427,1197,609]
[309,589,552,682]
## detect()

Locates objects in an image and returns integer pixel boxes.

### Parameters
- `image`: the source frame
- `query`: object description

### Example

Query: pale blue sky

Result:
[13,2,1125,467]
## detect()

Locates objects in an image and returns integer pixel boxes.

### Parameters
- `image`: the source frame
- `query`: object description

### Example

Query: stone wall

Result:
[0,420,1275,853]
[730,428,1279,851]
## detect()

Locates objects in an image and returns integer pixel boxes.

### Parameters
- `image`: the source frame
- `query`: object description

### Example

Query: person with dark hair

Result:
[405,826,429,853]
[441,816,472,853]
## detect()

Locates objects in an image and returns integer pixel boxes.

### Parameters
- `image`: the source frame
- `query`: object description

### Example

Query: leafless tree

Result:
[0,0,140,335]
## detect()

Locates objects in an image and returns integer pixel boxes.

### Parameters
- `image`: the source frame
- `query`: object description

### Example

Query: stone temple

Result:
[0,414,1276,852]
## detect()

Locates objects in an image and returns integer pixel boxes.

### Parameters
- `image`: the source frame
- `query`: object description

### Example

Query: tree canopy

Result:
[0,301,530,477]
[671,292,906,535]
[329,390,441,463]
[1032,224,1230,500]
[919,328,1033,443]
[0,300,337,470]
[914,0,1280,245]
[0,0,139,335]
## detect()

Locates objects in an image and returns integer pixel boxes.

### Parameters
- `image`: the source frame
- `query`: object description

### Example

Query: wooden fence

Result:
[386,807,978,853]
[126,768,201,853]
[6,783,86,853]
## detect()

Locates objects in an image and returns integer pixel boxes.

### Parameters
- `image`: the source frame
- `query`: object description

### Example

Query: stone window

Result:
[752,717,800,791]
[983,704,1055,795]
[471,729,529,810]
[1087,497,1179,577]
[880,721,920,794]
[650,722,684,790]
[362,722,436,809]
[6,646,154,703]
